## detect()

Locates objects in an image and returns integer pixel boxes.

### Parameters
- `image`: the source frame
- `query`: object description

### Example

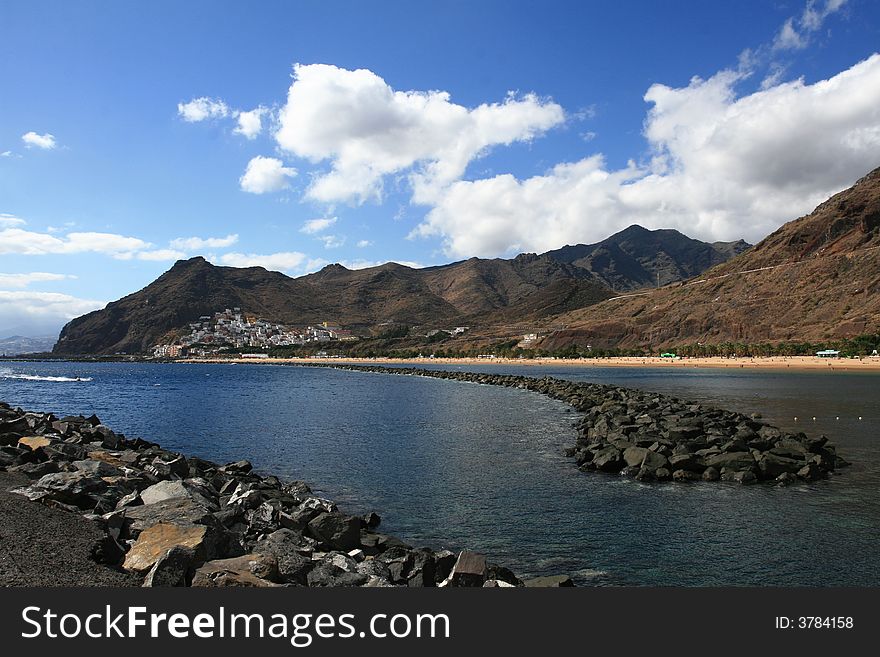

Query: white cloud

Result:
[239,155,297,194]
[300,217,337,234]
[234,107,267,139]
[413,53,880,256]
[177,97,230,122]
[341,259,424,270]
[0,228,151,257]
[0,214,26,227]
[356,239,373,248]
[0,272,73,289]
[274,63,564,204]
[135,249,188,261]
[319,234,345,249]
[1,150,16,158]
[169,234,239,250]
[0,290,104,334]
[215,251,309,272]
[21,132,57,150]
[773,0,847,51]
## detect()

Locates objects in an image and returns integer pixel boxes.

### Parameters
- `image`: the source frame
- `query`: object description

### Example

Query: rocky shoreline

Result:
[296,364,849,485]
[1,401,558,588]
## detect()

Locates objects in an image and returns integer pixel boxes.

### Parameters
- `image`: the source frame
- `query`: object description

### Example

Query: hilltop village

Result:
[150,308,356,358]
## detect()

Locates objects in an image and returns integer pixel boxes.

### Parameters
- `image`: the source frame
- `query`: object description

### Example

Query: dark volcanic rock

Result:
[308,512,361,551]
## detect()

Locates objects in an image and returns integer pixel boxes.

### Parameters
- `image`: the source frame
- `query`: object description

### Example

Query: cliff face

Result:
[541,167,880,349]
[53,253,613,354]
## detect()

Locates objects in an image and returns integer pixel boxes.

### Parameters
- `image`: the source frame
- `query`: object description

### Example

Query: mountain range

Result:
[52,225,746,355]
[543,225,750,292]
[51,165,880,355]
[539,166,880,350]
[0,335,57,357]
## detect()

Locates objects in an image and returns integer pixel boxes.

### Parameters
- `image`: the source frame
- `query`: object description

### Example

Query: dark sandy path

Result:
[0,471,137,587]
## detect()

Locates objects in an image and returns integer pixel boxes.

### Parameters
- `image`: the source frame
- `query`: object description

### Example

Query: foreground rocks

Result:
[0,400,545,587]
[301,364,849,486]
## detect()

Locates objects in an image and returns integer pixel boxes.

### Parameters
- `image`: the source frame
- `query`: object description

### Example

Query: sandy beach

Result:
[186,355,880,372]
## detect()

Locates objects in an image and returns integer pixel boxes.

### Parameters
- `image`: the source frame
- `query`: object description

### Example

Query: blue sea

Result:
[2,360,878,586]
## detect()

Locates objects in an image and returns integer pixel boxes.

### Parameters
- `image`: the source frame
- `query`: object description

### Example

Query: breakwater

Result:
[295,364,848,484]
[1,401,556,588]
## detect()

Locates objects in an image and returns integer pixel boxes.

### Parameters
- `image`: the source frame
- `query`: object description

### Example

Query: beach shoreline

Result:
[181,355,880,372]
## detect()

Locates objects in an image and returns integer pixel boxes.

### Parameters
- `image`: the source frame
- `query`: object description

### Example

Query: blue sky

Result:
[1,0,879,336]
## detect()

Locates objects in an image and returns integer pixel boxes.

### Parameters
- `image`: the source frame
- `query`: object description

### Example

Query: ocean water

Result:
[1,360,878,586]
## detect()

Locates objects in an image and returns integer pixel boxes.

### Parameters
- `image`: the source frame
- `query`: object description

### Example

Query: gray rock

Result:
[701,466,720,481]
[623,446,668,471]
[523,574,574,587]
[704,452,755,472]
[449,550,486,587]
[307,512,361,551]
[122,496,217,535]
[757,453,804,479]
[591,446,623,472]
[142,546,196,587]
[72,459,123,477]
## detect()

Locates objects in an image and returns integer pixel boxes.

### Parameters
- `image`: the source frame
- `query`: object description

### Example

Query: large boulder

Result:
[140,480,190,505]
[448,551,487,587]
[18,436,52,451]
[123,523,208,573]
[770,440,809,460]
[192,553,280,587]
[307,512,361,551]
[72,459,123,478]
[122,497,217,535]
[623,446,668,471]
[591,446,623,472]
[16,471,106,506]
[523,575,574,587]
[142,546,197,587]
[252,529,315,584]
[669,453,703,473]
[757,453,804,479]
[704,452,755,472]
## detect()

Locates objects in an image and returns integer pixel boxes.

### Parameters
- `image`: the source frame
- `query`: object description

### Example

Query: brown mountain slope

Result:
[539,166,880,350]
[54,253,612,354]
[543,225,750,291]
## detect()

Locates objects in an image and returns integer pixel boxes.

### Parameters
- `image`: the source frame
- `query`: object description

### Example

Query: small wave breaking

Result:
[0,372,92,383]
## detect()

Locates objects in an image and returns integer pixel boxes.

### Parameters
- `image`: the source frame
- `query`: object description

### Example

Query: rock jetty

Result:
[299,364,848,485]
[0,401,544,587]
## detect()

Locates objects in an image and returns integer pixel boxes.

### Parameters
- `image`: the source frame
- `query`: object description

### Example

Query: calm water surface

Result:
[1,360,878,586]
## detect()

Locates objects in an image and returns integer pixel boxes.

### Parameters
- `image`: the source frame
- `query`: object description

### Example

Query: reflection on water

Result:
[1,360,878,586]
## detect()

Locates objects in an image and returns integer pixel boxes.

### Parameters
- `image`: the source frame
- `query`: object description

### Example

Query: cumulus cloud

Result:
[169,234,239,250]
[0,214,26,227]
[0,226,186,262]
[356,239,373,248]
[274,63,565,204]
[319,235,345,249]
[233,107,267,139]
[413,53,880,257]
[340,259,424,270]
[773,0,847,51]
[177,97,230,122]
[300,217,337,234]
[0,272,73,289]
[134,249,188,261]
[239,155,297,194]
[0,228,150,257]
[21,132,57,149]
[0,290,104,336]
[215,251,309,272]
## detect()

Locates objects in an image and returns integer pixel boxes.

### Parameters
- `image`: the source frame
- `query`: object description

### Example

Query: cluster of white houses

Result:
[151,308,355,358]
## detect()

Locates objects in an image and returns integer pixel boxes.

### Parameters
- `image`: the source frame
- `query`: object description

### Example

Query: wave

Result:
[0,372,92,383]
